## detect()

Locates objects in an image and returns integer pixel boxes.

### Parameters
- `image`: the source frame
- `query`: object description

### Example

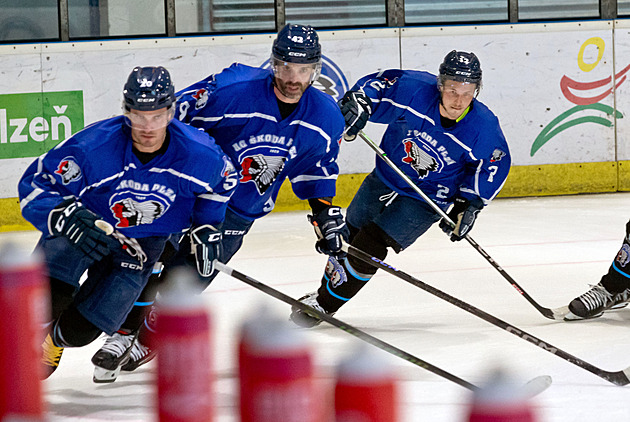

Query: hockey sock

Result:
[137,305,158,348]
[346,222,391,275]
[49,278,77,320]
[316,223,395,312]
[600,263,630,293]
[601,221,630,293]
[53,305,102,347]
[120,269,162,331]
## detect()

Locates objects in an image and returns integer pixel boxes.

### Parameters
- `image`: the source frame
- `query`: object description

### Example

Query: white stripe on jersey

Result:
[20,187,47,210]
[372,95,480,160]
[149,167,216,192]
[289,120,333,153]
[290,174,338,184]
[79,164,138,197]
[191,112,278,124]
[198,192,231,202]
[374,98,436,126]
[443,132,478,160]
[21,154,67,210]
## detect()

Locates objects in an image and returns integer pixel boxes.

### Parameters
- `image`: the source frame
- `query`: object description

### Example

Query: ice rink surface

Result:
[3,192,630,421]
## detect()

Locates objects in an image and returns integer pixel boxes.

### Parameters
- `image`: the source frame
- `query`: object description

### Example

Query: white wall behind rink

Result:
[0,20,627,199]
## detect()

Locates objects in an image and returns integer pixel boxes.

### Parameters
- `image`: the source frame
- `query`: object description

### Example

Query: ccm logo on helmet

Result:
[289,52,307,57]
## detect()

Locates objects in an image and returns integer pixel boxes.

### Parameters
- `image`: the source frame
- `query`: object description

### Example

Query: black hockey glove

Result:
[338,91,372,141]
[439,197,484,242]
[48,199,113,261]
[308,206,350,258]
[190,224,222,277]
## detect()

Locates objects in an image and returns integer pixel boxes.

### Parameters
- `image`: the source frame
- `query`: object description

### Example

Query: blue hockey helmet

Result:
[272,24,321,64]
[123,66,176,112]
[438,50,482,92]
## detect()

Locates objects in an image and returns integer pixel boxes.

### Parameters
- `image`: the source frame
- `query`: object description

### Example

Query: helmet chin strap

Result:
[455,105,471,122]
[438,96,472,123]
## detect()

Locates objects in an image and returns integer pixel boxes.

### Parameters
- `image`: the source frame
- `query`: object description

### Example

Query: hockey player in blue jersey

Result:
[18,66,237,379]
[90,24,347,379]
[290,50,512,327]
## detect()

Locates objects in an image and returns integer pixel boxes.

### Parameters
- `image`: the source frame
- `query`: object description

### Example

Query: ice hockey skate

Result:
[121,338,156,372]
[91,331,136,383]
[565,283,630,321]
[289,292,334,328]
[41,334,64,379]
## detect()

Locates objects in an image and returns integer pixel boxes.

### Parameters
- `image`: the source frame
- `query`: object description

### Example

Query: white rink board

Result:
[402,22,617,166]
[612,19,630,161]
[1,21,629,197]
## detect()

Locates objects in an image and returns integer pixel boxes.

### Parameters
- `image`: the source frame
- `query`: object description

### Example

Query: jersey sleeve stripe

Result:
[19,188,47,210]
[290,174,338,183]
[443,132,478,160]
[197,192,231,202]
[289,120,332,152]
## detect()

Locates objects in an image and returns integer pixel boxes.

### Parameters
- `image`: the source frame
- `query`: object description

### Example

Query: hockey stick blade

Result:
[344,244,630,386]
[523,375,553,399]
[214,261,551,394]
[357,131,566,321]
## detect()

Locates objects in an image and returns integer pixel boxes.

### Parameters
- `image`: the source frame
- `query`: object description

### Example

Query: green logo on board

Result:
[0,91,84,159]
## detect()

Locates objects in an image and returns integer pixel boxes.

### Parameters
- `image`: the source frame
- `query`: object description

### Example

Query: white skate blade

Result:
[93,365,122,383]
[522,375,552,398]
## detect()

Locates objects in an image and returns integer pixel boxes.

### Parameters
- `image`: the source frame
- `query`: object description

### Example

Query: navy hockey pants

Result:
[346,170,442,251]
[38,234,168,335]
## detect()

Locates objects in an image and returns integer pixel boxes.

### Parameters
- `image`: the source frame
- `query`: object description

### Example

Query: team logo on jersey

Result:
[222,155,236,177]
[490,148,506,163]
[109,192,170,228]
[54,157,82,185]
[261,55,349,101]
[401,139,440,178]
[616,244,630,267]
[192,88,208,109]
[325,256,348,289]
[240,154,286,194]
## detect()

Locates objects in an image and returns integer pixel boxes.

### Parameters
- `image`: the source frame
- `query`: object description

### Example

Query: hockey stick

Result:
[214,261,552,396]
[96,220,148,267]
[356,131,567,321]
[344,243,630,386]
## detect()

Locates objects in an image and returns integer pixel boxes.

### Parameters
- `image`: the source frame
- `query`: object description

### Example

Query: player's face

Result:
[439,80,477,120]
[127,107,173,152]
[272,61,317,103]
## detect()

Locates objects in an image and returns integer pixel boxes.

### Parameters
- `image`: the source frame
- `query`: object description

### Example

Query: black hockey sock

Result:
[346,222,391,275]
[600,263,630,293]
[53,305,102,347]
[601,221,630,293]
[316,257,373,313]
[137,305,158,348]
[49,278,77,321]
[120,272,161,332]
